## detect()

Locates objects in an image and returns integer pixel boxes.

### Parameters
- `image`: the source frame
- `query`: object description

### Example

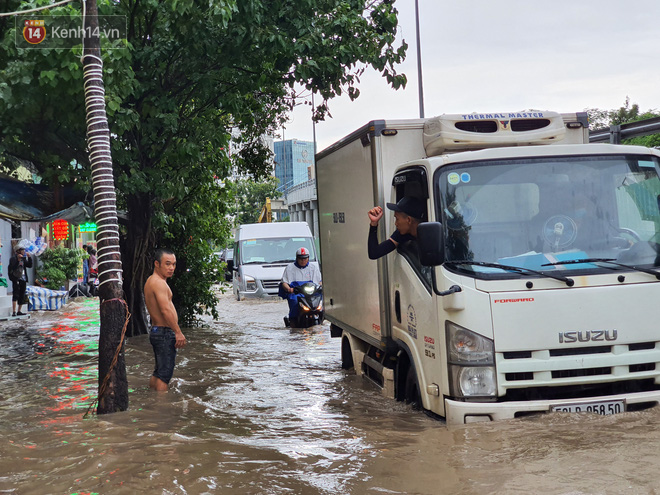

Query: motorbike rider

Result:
[280,247,322,325]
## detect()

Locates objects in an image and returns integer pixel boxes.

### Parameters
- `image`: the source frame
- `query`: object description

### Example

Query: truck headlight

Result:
[447,322,496,398]
[449,366,497,397]
[245,276,257,292]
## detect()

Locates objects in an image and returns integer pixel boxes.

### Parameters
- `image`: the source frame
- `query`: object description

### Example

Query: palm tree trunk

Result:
[82,0,128,413]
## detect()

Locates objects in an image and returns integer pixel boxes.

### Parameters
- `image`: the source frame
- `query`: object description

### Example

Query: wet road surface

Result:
[1,291,660,494]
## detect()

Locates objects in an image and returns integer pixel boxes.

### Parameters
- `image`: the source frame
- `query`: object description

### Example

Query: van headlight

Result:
[446,322,496,398]
[245,276,257,292]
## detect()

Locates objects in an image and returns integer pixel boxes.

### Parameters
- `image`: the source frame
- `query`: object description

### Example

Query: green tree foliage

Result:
[163,175,228,326]
[234,176,281,225]
[0,0,407,334]
[585,108,611,131]
[37,246,83,290]
[613,99,660,148]
[587,98,660,145]
[587,98,660,148]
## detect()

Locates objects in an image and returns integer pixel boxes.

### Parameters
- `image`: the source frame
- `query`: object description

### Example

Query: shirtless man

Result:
[144,248,187,391]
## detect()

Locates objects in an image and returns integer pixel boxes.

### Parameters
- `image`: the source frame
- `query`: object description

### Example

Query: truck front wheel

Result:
[404,365,422,410]
[341,337,354,370]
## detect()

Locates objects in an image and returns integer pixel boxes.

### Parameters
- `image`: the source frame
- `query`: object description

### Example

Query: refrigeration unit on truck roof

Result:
[422,111,570,155]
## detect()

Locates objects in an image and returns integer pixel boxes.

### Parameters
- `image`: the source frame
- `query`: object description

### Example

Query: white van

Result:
[232,222,319,300]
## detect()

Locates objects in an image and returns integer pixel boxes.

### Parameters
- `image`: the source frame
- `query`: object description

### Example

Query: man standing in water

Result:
[144,248,187,391]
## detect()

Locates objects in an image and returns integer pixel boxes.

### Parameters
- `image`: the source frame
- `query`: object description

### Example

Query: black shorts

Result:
[149,326,177,384]
[11,279,27,305]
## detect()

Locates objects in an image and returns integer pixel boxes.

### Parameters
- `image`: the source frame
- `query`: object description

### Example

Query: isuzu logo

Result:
[558,330,618,344]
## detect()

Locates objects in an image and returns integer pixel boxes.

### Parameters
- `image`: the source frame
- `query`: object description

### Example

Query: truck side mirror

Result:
[417,222,444,266]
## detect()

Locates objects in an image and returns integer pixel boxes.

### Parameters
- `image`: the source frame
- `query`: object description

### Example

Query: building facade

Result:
[274,139,315,193]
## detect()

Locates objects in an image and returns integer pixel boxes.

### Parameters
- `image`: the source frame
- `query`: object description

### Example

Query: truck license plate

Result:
[552,400,625,415]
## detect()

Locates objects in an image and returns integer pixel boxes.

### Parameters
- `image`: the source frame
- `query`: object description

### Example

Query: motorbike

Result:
[280,281,324,328]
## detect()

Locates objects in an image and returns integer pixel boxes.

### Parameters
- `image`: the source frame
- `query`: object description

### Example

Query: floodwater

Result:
[1,291,660,494]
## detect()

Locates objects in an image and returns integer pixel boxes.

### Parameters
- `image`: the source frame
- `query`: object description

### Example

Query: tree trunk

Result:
[83,0,128,414]
[122,193,155,337]
[97,299,128,410]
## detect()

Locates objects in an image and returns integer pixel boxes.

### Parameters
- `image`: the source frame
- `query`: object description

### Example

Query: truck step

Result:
[360,354,395,399]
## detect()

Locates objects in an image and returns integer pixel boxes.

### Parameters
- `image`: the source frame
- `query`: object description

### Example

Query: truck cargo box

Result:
[316,120,425,347]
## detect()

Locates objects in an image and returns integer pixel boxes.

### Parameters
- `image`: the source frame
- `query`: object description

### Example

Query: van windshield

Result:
[435,153,660,277]
[238,237,316,264]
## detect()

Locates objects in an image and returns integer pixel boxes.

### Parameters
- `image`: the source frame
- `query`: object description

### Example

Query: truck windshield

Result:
[435,153,660,276]
[239,237,316,264]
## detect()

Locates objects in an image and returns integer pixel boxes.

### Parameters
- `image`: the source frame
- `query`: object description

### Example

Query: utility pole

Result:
[82,0,129,413]
[415,0,425,119]
[311,92,317,155]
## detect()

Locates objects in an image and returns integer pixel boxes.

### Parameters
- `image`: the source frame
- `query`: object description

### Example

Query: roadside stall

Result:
[0,174,93,317]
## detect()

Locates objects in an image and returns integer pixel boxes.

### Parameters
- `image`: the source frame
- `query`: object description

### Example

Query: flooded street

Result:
[2,290,660,494]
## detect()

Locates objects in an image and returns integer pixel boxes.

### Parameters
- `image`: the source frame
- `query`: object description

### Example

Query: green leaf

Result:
[39,70,57,81]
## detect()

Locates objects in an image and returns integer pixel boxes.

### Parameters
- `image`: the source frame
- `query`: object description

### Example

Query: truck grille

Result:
[261,279,281,291]
[497,341,660,400]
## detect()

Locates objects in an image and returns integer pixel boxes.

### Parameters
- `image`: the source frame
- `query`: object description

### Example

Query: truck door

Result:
[387,167,439,410]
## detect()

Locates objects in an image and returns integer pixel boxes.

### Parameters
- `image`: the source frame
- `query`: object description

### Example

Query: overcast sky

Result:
[282,0,660,152]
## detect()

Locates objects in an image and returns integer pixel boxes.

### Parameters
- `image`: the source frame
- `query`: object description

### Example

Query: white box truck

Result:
[316,111,660,424]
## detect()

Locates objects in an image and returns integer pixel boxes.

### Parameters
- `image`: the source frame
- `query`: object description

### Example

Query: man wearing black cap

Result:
[367,197,426,259]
